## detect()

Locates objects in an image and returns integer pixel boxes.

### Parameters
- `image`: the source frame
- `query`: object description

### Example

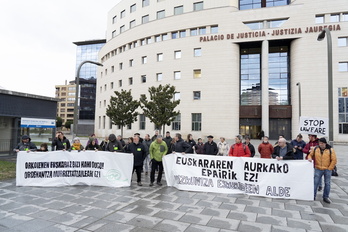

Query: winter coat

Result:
[173,139,191,153]
[307,144,337,170]
[258,142,274,159]
[290,139,306,159]
[142,139,152,155]
[194,142,204,154]
[303,138,319,158]
[87,143,100,150]
[126,142,147,166]
[228,143,251,157]
[15,137,37,151]
[244,142,255,157]
[51,136,71,151]
[203,141,218,155]
[149,141,168,161]
[217,141,229,156]
[163,136,172,154]
[272,143,294,160]
[186,139,196,154]
[106,134,124,152]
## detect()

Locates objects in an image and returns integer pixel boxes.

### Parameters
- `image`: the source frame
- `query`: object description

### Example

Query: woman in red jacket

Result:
[229,135,251,157]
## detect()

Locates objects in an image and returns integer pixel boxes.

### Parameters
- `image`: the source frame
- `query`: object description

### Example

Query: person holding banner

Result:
[14,135,37,152]
[51,131,70,151]
[258,136,274,159]
[228,135,251,157]
[307,138,337,204]
[106,134,124,152]
[126,135,147,186]
[203,135,218,155]
[149,135,168,186]
[272,138,294,160]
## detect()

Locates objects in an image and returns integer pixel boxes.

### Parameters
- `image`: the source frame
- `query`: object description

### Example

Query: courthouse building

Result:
[95,0,348,141]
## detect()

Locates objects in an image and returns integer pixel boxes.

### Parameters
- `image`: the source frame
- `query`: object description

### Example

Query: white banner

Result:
[16,151,133,187]
[299,116,328,136]
[163,153,314,201]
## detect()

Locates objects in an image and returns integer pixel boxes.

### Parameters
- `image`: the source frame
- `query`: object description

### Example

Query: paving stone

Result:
[200,207,230,218]
[42,200,75,210]
[300,211,334,223]
[37,224,78,232]
[174,197,200,205]
[177,205,204,214]
[195,200,222,208]
[150,194,178,202]
[130,227,160,232]
[153,219,190,232]
[184,224,220,232]
[271,208,301,219]
[312,206,344,217]
[192,193,215,201]
[259,200,285,209]
[235,198,260,206]
[331,215,348,225]
[50,212,88,226]
[10,218,55,232]
[0,210,15,220]
[245,205,272,215]
[256,214,287,226]
[104,211,138,223]
[78,207,113,218]
[284,204,313,213]
[94,221,135,232]
[219,202,246,211]
[271,225,306,232]
[287,218,321,231]
[127,215,163,229]
[238,221,272,232]
[27,209,65,220]
[227,211,257,222]
[11,205,46,215]
[153,201,182,210]
[153,209,185,220]
[69,216,99,228]
[179,213,212,225]
[123,205,161,216]
[0,214,33,228]
[206,216,239,230]
[1,201,26,211]
[319,222,348,232]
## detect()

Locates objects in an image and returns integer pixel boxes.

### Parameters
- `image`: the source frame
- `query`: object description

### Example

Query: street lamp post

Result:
[296,82,301,118]
[317,28,333,145]
[73,60,103,138]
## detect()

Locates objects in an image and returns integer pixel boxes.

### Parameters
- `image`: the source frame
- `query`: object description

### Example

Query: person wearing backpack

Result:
[228,135,251,157]
[307,137,337,204]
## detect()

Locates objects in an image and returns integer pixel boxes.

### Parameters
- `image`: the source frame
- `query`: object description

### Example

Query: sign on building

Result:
[20,117,55,128]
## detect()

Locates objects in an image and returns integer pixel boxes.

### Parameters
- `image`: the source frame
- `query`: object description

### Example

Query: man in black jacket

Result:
[272,138,294,160]
[14,135,37,152]
[163,131,172,154]
[51,132,70,151]
[106,134,124,152]
[126,135,147,186]
[173,133,191,154]
[203,135,218,155]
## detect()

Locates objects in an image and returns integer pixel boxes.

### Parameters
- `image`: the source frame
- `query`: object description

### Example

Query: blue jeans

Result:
[314,169,332,199]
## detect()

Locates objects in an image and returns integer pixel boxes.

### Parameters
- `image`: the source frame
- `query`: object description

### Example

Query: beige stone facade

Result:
[55,83,76,124]
[95,0,348,142]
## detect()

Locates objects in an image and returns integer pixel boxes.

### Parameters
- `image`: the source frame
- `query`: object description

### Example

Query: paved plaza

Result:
[0,143,348,232]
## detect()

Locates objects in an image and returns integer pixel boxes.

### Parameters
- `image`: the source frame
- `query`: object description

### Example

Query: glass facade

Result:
[240,0,289,10]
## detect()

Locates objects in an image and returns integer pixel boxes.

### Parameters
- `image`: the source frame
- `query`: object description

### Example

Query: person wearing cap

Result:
[203,135,218,155]
[272,138,294,160]
[149,135,168,186]
[134,133,143,143]
[52,131,71,151]
[303,134,323,191]
[307,137,337,203]
[229,135,251,157]
[14,135,37,152]
[163,131,172,154]
[290,134,306,160]
[71,137,85,151]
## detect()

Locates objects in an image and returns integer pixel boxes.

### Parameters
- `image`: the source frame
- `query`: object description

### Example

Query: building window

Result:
[109,118,113,129]
[194,48,202,57]
[129,59,134,67]
[174,5,184,15]
[172,31,178,39]
[127,124,132,130]
[128,77,133,85]
[343,13,348,21]
[199,27,206,35]
[130,20,136,28]
[162,33,168,40]
[174,50,181,59]
[193,69,201,78]
[120,25,125,33]
[157,53,163,62]
[210,25,218,34]
[147,37,152,44]
[142,15,149,24]
[193,1,203,11]
[98,116,101,129]
[61,103,66,107]
[120,10,125,18]
[180,30,186,38]
[104,100,106,107]
[119,63,123,70]
[103,116,106,129]
[174,71,181,80]
[339,62,348,72]
[111,66,115,72]
[193,91,201,100]
[112,16,117,24]
[190,28,198,36]
[240,0,289,10]
[192,113,202,131]
[172,114,181,130]
[331,14,340,22]
[119,80,122,87]
[139,114,146,130]
[104,84,107,91]
[174,92,180,100]
[142,0,149,7]
[157,10,165,19]
[155,35,161,42]
[112,30,117,38]
[315,15,324,24]
[338,87,348,134]
[338,37,348,47]
[130,4,136,13]
[157,73,163,81]
[245,21,264,30]
[141,75,147,83]
[142,56,147,64]
[141,39,146,46]
[111,82,114,89]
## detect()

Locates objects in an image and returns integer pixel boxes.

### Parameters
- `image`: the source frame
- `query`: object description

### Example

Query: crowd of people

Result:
[14,130,337,203]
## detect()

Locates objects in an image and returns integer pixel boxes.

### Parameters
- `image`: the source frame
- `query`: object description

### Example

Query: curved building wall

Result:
[96,0,348,142]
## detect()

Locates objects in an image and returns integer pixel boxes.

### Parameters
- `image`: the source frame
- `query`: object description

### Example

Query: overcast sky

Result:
[0,0,120,97]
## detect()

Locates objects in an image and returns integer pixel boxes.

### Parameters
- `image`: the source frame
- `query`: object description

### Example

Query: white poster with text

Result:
[299,116,328,136]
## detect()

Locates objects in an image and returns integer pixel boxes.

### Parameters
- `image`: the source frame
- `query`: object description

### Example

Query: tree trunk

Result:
[162,124,165,137]
[121,126,123,138]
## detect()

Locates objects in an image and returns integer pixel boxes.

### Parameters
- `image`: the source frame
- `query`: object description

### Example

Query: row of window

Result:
[240,0,289,10]
[315,12,348,24]
[244,19,287,30]
[338,87,348,134]
[112,2,203,25]
[98,113,202,131]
